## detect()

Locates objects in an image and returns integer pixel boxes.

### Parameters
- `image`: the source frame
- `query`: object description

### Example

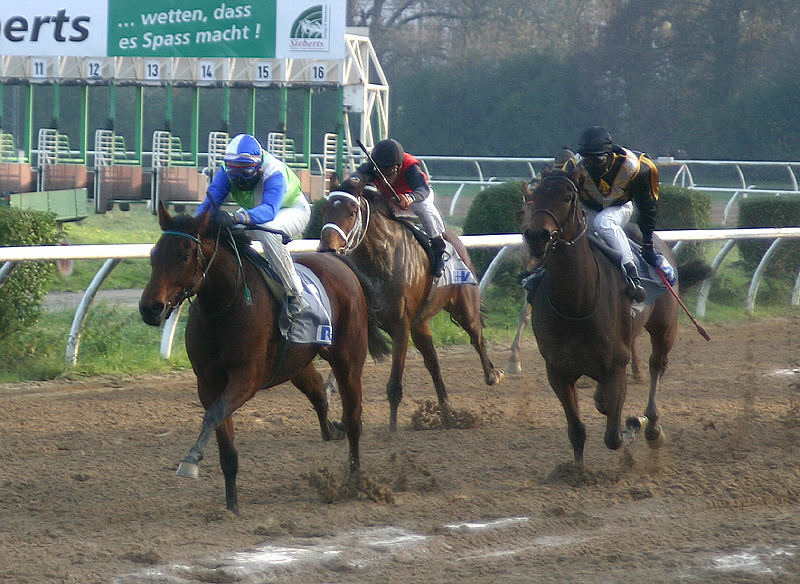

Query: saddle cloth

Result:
[435,240,478,288]
[290,264,333,345]
[245,249,333,345]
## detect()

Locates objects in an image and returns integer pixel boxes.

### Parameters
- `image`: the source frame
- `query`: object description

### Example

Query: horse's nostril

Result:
[139,301,165,326]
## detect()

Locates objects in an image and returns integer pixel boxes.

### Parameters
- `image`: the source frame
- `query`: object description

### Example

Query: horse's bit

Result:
[321,190,370,253]
[525,175,587,250]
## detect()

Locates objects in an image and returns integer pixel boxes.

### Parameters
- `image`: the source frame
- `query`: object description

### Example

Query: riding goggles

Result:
[225,162,261,180]
[581,153,609,167]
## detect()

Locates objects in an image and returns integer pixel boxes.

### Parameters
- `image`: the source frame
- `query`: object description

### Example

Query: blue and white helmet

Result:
[223,134,264,187]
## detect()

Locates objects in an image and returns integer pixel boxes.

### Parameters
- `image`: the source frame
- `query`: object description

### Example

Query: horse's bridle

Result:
[159,228,222,312]
[321,190,370,253]
[525,175,587,252]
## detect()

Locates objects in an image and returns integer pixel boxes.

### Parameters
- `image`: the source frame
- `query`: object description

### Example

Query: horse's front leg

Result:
[176,375,255,513]
[410,320,450,413]
[387,324,411,432]
[595,365,628,451]
[548,370,585,463]
[506,300,532,374]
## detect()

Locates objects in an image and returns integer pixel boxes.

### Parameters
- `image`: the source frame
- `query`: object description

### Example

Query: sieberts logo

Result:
[289,5,329,51]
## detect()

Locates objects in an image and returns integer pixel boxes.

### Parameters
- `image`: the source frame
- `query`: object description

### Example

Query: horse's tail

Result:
[677,258,714,289]
[334,254,392,361]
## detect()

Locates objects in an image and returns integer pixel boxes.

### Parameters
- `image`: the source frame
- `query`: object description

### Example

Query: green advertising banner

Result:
[107,0,277,58]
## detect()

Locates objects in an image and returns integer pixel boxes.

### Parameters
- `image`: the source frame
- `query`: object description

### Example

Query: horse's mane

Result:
[340,173,392,217]
[169,211,254,255]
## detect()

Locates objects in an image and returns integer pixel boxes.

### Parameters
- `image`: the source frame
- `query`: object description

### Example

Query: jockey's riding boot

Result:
[623,262,646,303]
[431,236,447,278]
[287,294,309,317]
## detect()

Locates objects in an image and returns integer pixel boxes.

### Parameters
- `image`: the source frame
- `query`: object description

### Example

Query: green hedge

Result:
[737,196,800,279]
[657,184,712,262]
[461,181,528,295]
[0,207,59,338]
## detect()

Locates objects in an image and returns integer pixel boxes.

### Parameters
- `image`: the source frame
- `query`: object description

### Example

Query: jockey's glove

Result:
[396,193,414,210]
[641,242,659,266]
[216,210,250,228]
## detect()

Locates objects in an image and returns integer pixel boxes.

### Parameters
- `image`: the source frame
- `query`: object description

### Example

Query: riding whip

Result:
[355,138,404,204]
[654,267,711,341]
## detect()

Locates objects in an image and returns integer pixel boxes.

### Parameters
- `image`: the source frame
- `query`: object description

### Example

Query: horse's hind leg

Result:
[641,324,676,446]
[329,359,364,474]
[292,363,345,442]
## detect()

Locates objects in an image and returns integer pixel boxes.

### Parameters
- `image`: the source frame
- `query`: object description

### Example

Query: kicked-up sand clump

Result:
[409,399,503,430]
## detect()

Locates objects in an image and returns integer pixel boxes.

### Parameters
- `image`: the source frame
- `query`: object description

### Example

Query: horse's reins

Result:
[321,190,370,253]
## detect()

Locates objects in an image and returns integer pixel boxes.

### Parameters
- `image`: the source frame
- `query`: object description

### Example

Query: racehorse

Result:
[520,168,686,462]
[318,173,504,431]
[139,202,389,514]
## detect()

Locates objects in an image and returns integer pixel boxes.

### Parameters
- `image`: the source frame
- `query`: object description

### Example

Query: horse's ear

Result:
[195,207,211,236]
[328,171,340,192]
[157,201,172,230]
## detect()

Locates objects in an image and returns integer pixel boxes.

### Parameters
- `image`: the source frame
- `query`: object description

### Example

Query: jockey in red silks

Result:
[357,138,448,277]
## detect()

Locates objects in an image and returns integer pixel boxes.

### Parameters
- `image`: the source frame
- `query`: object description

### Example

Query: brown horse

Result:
[520,169,682,462]
[139,203,389,513]
[318,173,504,431]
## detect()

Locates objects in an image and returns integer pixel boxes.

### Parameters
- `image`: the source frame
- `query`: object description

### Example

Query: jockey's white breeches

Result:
[583,201,635,266]
[410,187,445,239]
[246,194,311,297]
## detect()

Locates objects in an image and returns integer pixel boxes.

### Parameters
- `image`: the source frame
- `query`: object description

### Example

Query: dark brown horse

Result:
[318,173,504,431]
[520,169,682,462]
[139,203,389,513]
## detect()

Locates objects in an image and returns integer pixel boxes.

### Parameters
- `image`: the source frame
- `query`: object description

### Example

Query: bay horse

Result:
[318,173,504,431]
[139,202,389,514]
[520,168,682,463]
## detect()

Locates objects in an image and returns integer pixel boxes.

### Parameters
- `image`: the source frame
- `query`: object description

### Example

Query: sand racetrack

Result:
[1,316,799,583]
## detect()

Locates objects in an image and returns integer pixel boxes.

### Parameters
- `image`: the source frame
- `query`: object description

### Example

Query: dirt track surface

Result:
[1,317,799,583]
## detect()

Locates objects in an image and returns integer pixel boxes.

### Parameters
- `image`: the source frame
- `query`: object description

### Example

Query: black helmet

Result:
[371,139,404,169]
[577,126,614,156]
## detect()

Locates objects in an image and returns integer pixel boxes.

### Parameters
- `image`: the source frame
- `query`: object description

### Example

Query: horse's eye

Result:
[180,253,190,263]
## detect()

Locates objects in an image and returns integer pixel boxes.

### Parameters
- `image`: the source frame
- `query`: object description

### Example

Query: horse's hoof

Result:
[491,369,505,385]
[505,361,522,375]
[625,415,648,432]
[645,424,665,449]
[176,460,199,479]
